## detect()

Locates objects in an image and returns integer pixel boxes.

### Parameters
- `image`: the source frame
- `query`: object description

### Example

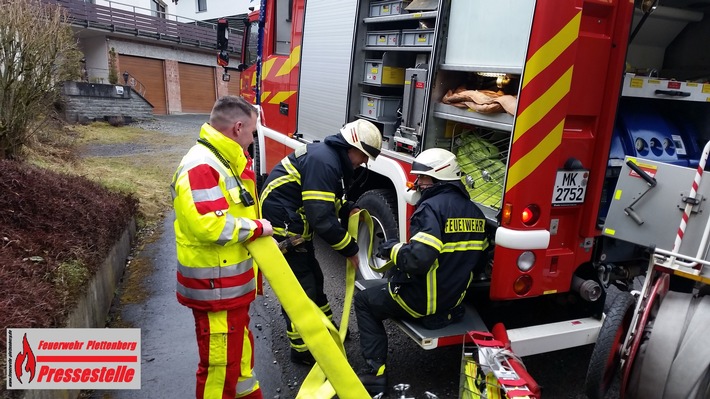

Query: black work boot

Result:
[358,360,387,395]
[290,348,315,366]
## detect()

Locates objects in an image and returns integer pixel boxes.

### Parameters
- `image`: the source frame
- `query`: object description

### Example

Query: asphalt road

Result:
[86,115,618,399]
[89,218,608,399]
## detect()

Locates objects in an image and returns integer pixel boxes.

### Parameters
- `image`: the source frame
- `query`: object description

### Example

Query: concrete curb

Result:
[21,217,137,399]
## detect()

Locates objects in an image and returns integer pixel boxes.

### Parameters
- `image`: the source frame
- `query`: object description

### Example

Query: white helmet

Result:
[340,119,382,161]
[411,148,461,181]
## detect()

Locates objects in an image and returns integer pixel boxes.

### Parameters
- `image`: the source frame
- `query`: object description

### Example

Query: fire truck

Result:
[221,0,710,396]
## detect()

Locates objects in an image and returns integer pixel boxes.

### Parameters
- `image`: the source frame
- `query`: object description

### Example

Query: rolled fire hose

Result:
[244,209,376,398]
[627,291,710,398]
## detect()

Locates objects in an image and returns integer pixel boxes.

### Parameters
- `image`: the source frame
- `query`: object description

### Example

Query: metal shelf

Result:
[433,103,514,132]
[363,11,438,24]
[360,81,404,88]
[440,64,523,75]
[364,46,432,52]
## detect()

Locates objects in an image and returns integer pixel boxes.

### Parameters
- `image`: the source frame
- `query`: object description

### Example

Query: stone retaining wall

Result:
[21,218,137,399]
[62,81,153,123]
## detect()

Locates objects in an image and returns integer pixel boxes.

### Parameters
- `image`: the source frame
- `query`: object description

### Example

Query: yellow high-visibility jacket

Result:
[171,123,264,312]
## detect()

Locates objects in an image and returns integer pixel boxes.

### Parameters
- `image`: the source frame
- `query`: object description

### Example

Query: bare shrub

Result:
[0,0,82,160]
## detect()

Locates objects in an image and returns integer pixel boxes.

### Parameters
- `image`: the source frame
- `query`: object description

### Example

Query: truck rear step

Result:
[356,279,602,355]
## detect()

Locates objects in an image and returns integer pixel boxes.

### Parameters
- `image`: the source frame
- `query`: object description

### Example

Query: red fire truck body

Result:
[229,1,710,393]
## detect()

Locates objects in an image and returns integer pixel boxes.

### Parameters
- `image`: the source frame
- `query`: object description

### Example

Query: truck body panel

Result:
[236,0,710,355]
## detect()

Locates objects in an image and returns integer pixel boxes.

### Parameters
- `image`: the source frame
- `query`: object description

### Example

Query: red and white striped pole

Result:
[671,142,710,262]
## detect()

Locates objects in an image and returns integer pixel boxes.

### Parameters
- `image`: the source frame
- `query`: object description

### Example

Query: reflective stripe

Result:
[216,216,254,246]
[390,286,424,318]
[319,303,332,317]
[411,232,443,252]
[236,217,253,242]
[236,376,258,396]
[486,372,502,399]
[426,259,439,314]
[273,226,313,240]
[176,278,256,301]
[391,242,403,264]
[216,214,236,245]
[273,226,300,238]
[302,190,335,202]
[170,165,183,200]
[298,207,312,239]
[281,157,302,183]
[332,234,352,251]
[457,274,473,305]
[192,186,225,203]
[178,259,253,279]
[441,239,489,252]
[260,173,298,202]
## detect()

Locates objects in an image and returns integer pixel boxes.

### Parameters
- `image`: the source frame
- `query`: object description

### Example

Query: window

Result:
[197,0,207,12]
[274,0,292,55]
[244,20,259,66]
[151,0,166,18]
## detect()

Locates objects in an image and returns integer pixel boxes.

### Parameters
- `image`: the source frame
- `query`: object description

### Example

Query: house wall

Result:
[174,0,253,22]
[94,0,154,16]
[108,38,218,113]
[107,38,215,66]
[79,36,110,83]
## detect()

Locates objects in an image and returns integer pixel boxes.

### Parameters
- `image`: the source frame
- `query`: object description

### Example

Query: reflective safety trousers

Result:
[172,123,263,312]
[193,307,262,399]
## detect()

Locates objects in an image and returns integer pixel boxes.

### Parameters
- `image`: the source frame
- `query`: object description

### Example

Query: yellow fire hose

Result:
[244,209,376,398]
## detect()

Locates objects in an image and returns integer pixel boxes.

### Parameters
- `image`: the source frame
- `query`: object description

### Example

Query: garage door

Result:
[227,72,241,96]
[179,63,216,113]
[118,55,167,115]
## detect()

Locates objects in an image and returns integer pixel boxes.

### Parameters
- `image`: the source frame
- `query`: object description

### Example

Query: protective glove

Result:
[338,200,357,228]
[376,238,399,260]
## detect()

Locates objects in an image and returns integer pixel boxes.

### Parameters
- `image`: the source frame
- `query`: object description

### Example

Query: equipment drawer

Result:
[369,0,410,17]
[360,94,401,121]
[364,59,405,86]
[366,30,401,47]
[401,29,434,46]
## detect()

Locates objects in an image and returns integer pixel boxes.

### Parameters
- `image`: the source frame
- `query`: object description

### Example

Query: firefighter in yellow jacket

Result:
[171,96,273,399]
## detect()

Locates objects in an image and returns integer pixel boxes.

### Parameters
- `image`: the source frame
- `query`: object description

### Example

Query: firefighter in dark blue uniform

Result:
[259,119,382,365]
[355,148,489,395]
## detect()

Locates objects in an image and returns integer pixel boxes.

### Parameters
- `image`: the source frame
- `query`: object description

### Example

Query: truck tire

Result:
[355,189,398,281]
[584,291,635,399]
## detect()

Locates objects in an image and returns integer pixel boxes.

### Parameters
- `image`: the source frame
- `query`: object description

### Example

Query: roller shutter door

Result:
[118,55,167,115]
[227,72,241,96]
[179,63,216,113]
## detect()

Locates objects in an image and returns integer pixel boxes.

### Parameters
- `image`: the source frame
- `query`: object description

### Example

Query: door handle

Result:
[280,102,289,115]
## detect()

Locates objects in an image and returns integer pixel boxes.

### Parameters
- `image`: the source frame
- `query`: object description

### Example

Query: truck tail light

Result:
[521,204,540,226]
[513,274,532,296]
[502,203,513,225]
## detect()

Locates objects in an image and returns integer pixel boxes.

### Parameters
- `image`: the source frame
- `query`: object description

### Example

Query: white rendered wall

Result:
[80,36,110,82]
[173,0,253,21]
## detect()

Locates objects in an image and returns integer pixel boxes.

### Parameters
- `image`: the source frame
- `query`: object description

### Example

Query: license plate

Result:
[552,170,588,205]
